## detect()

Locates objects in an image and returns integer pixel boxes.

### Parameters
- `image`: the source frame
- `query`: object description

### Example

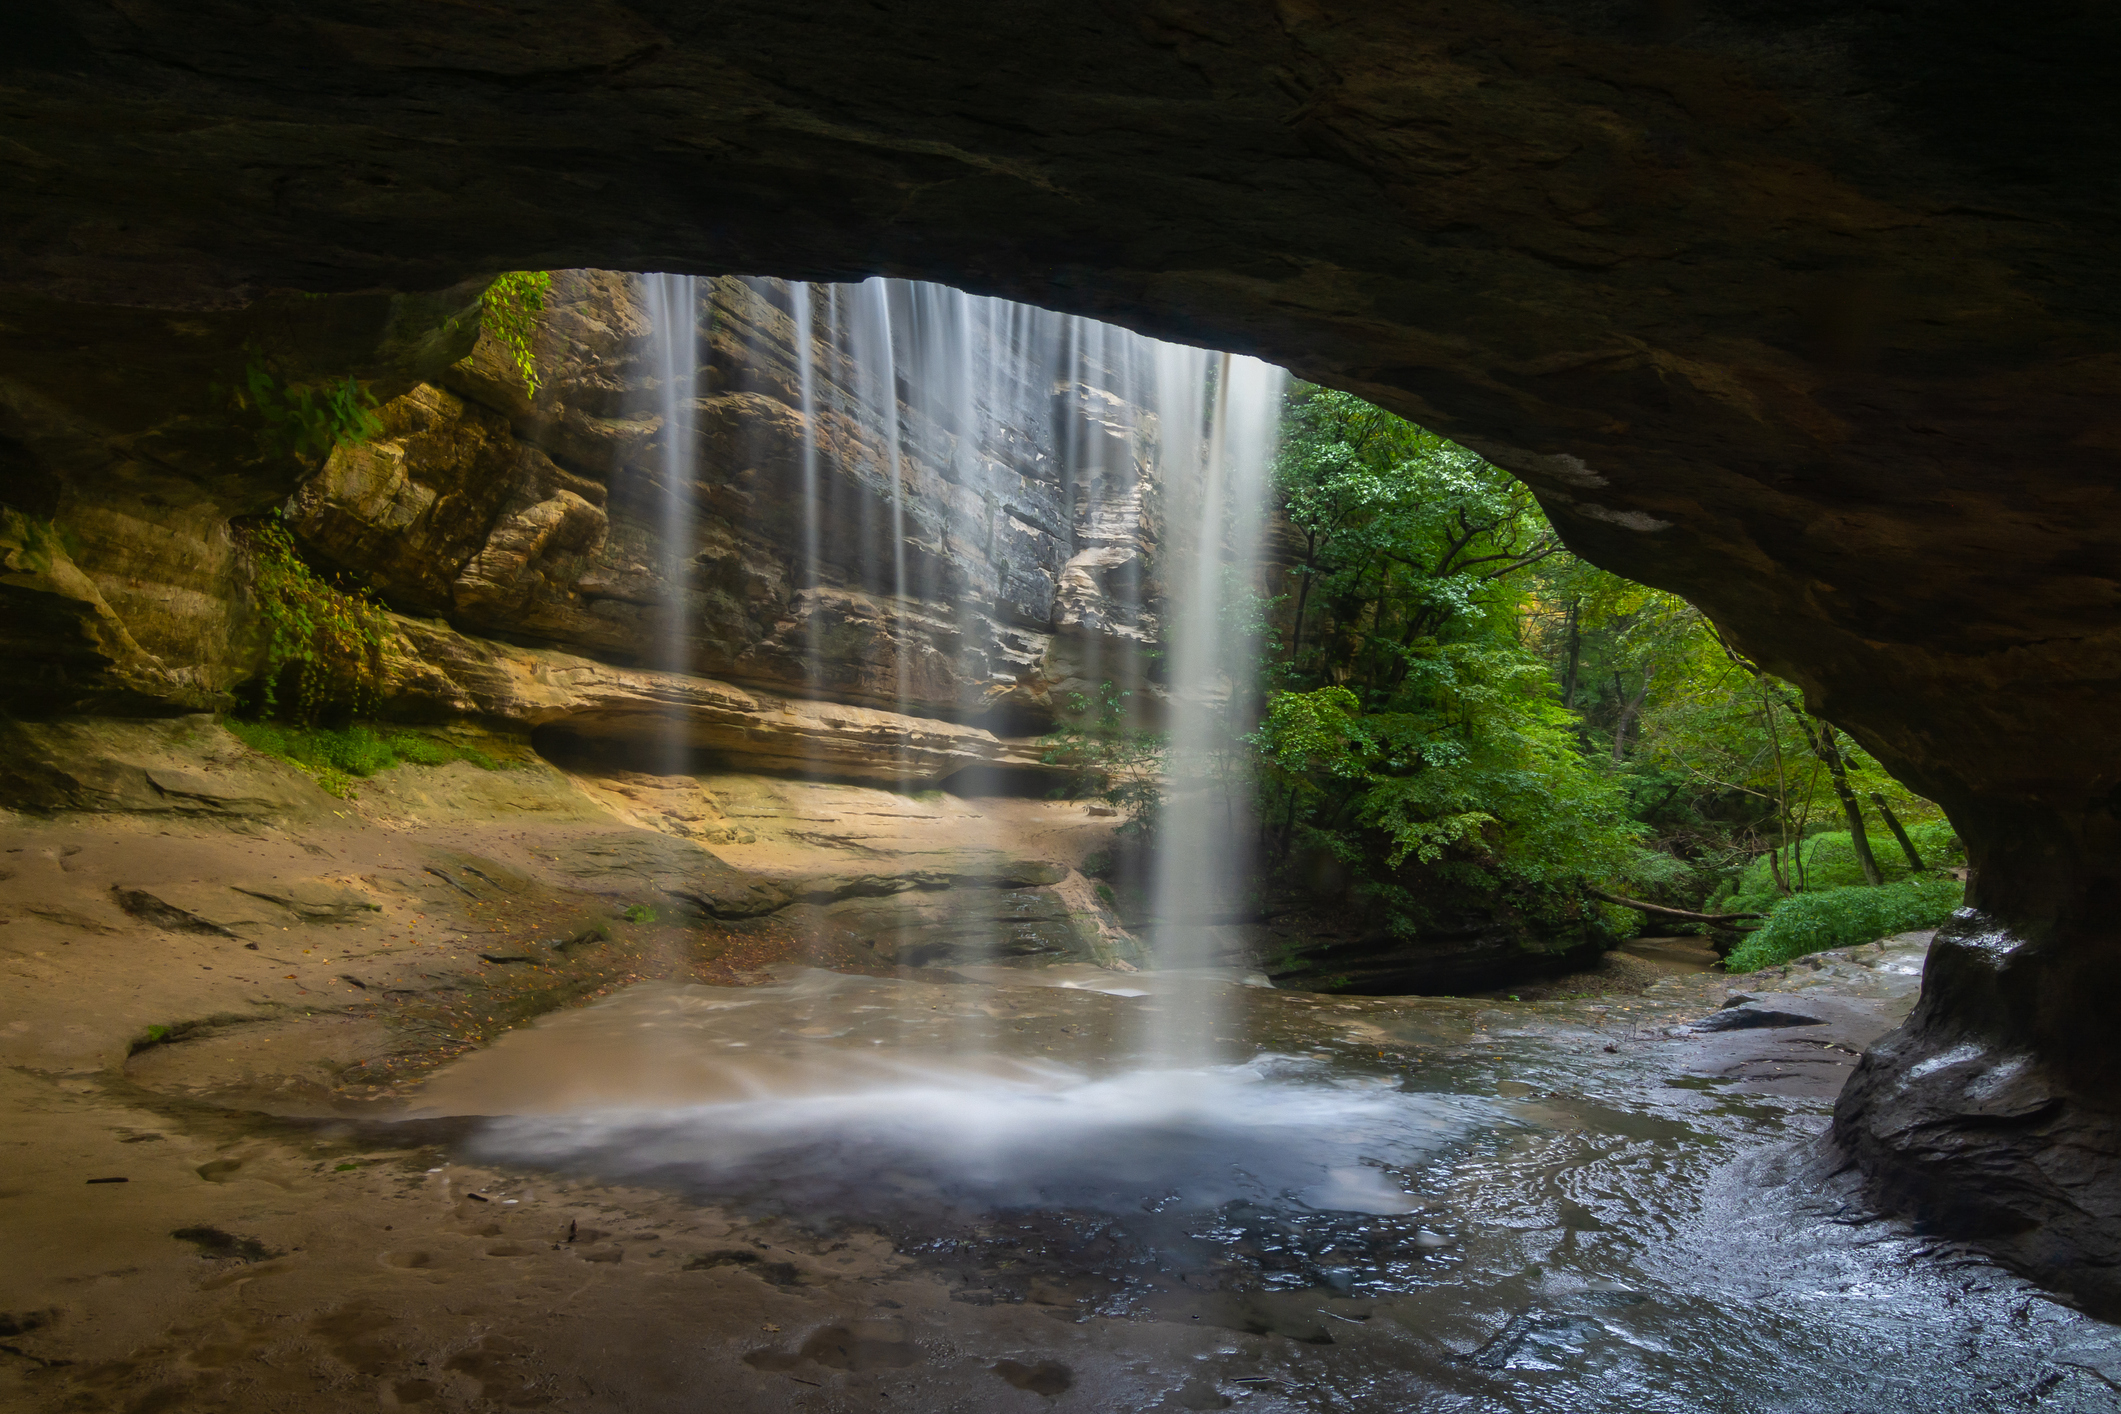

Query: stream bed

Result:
[405,939,2121,1412]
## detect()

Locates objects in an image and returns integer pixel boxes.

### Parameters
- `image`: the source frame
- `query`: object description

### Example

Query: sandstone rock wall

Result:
[287,272,1173,741]
[0,272,1187,777]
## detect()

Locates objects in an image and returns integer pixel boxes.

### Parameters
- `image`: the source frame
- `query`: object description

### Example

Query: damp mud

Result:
[0,750,2111,1412]
[11,853,2121,1413]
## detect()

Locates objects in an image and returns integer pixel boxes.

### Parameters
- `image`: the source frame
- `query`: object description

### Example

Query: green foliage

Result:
[1720,821,1963,915]
[623,904,658,924]
[1,512,83,575]
[1256,383,1963,969]
[1257,675,1640,886]
[226,720,501,799]
[481,272,553,395]
[247,517,392,721]
[1040,683,1165,829]
[1724,876,1964,973]
[223,346,383,463]
[1521,552,1956,918]
[1274,388,1561,688]
[1257,387,1646,944]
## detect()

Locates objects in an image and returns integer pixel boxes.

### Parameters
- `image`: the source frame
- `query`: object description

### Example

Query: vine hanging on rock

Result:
[245,516,390,723]
[481,271,553,395]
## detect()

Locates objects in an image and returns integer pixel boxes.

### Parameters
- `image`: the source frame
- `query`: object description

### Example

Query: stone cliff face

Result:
[290,272,1171,738]
[3,0,2119,1306]
[0,272,1181,779]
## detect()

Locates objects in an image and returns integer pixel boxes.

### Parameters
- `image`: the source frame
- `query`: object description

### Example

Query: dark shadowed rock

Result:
[1692,1003,1827,1033]
[1834,911,2121,1317]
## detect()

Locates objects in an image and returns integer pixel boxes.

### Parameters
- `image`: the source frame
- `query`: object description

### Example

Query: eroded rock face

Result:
[2,0,2118,1301]
[377,613,1048,784]
[287,273,1168,733]
[1833,911,2121,1314]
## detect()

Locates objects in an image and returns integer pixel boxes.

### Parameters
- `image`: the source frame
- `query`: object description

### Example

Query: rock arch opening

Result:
[2,0,2118,1382]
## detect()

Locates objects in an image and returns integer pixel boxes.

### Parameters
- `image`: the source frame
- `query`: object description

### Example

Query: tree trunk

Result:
[1287,529,1318,669]
[1870,792,1928,872]
[1560,600,1581,709]
[1810,721,1885,885]
[1766,845,1789,897]
[1585,888,1765,923]
[1610,664,1653,762]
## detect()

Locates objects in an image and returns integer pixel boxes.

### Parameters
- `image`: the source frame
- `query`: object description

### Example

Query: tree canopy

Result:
[1251,385,1961,975]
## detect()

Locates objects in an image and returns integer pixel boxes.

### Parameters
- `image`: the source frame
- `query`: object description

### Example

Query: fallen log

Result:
[1586,888,1766,925]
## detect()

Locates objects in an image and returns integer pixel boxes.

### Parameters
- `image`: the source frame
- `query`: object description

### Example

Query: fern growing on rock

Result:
[220,345,383,464]
[244,516,390,723]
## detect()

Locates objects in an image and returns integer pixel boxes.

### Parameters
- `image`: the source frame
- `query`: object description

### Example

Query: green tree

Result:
[1255,386,1644,948]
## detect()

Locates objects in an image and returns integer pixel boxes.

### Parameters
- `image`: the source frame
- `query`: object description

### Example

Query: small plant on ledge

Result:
[481,271,553,395]
[244,515,390,724]
[217,344,384,465]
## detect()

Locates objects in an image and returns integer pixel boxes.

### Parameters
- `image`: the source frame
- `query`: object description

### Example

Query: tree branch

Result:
[1585,887,1766,924]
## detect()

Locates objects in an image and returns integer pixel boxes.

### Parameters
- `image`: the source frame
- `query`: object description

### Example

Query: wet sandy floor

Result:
[9,928,2121,1412]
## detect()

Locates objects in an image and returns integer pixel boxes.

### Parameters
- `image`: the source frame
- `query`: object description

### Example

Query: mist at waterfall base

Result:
[436,975,1483,1223]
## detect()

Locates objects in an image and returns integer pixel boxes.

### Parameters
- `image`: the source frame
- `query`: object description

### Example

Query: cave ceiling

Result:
[3,0,2118,874]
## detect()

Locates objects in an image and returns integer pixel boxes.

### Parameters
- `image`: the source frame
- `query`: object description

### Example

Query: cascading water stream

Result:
[538,273,1293,1200]
[638,273,1285,1059]
[641,272,701,768]
[1147,349,1290,1065]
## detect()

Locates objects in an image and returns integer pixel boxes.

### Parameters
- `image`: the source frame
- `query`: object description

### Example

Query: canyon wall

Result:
[0,273,1182,781]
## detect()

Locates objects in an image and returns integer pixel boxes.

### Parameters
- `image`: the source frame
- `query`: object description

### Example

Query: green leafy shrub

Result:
[623,904,658,924]
[1723,876,1963,973]
[1722,821,1963,915]
[481,272,553,395]
[223,347,383,463]
[247,517,391,721]
[226,721,502,799]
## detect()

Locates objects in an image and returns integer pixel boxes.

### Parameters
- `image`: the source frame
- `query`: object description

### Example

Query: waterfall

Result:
[641,273,701,762]
[1148,349,1287,1058]
[639,274,1286,1054]
[790,280,824,698]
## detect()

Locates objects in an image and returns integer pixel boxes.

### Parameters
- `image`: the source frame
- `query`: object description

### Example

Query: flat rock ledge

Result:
[383,616,1053,785]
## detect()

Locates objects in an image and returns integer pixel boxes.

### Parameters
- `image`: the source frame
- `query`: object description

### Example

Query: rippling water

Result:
[413,963,2121,1412]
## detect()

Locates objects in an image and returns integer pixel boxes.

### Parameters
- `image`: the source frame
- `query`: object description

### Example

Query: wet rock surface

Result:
[1834,912,2121,1319]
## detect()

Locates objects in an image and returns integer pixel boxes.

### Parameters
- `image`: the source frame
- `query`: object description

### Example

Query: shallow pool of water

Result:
[411,964,2121,1412]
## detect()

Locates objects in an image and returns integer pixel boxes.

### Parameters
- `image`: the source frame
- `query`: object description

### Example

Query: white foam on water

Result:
[464,1053,1483,1216]
[415,976,1491,1217]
